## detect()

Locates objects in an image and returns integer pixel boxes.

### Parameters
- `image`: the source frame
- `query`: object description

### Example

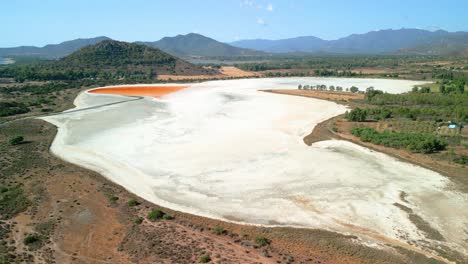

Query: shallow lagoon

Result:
[42,77,467,254]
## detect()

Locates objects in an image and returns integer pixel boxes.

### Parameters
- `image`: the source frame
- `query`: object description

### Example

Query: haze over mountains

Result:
[0,36,111,59]
[231,29,468,55]
[1,29,467,59]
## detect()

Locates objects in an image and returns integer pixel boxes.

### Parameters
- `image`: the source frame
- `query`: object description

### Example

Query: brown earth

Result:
[0,119,447,263]
[157,66,258,80]
[262,89,365,102]
[0,84,459,263]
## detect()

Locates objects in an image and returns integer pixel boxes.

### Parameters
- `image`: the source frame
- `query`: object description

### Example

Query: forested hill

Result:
[0,40,215,83]
[53,40,215,75]
[140,33,264,57]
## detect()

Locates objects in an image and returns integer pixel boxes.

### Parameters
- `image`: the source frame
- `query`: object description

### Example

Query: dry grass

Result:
[262,89,365,101]
[157,66,258,80]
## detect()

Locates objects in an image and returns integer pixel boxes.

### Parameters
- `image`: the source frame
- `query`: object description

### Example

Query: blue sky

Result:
[2,0,467,47]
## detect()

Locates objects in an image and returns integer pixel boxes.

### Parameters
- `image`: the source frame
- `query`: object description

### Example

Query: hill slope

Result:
[141,33,263,57]
[231,29,468,55]
[0,37,111,59]
[55,40,214,76]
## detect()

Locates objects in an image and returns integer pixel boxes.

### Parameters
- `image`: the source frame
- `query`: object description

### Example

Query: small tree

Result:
[255,236,270,247]
[345,108,367,122]
[212,225,225,235]
[9,136,24,145]
[147,209,165,221]
[200,254,211,263]
[298,84,302,90]
[127,199,140,206]
[350,86,359,93]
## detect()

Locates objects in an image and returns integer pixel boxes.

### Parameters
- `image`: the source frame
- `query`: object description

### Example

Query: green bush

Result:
[212,225,225,235]
[0,102,29,117]
[133,217,143,225]
[453,155,467,165]
[255,236,270,247]
[24,234,40,245]
[147,209,165,221]
[351,127,447,153]
[127,199,140,206]
[345,108,367,122]
[0,186,31,219]
[200,254,211,263]
[9,136,24,145]
[162,214,174,220]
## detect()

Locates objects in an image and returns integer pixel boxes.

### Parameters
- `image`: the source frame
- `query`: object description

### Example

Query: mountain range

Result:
[230,29,468,55]
[0,36,111,59]
[139,33,262,57]
[1,29,467,59]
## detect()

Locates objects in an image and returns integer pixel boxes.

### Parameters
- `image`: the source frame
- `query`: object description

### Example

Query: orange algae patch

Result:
[88,86,187,98]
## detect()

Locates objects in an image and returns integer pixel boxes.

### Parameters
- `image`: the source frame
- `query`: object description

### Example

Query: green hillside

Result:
[0,40,215,83]
[142,33,263,57]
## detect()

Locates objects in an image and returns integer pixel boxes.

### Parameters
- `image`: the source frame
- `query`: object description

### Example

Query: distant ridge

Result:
[1,29,467,59]
[0,36,111,59]
[140,33,263,57]
[230,29,468,55]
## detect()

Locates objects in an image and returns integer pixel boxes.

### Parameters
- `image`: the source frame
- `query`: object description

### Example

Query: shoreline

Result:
[35,79,466,263]
[263,89,467,192]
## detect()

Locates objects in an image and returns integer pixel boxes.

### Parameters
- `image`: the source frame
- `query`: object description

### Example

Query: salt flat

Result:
[42,77,467,255]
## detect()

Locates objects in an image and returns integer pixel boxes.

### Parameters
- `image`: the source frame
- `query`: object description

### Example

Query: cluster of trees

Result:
[365,89,467,106]
[345,108,369,121]
[0,64,163,83]
[298,84,361,93]
[0,65,99,82]
[0,102,30,117]
[362,86,467,122]
[346,104,466,123]
[431,69,468,82]
[236,55,442,72]
[313,69,360,77]
[263,71,306,77]
[439,78,465,94]
[350,127,447,153]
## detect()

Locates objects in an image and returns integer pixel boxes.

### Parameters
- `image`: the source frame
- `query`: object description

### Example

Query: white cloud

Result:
[266,3,273,11]
[257,18,266,25]
[240,0,254,7]
[241,0,273,12]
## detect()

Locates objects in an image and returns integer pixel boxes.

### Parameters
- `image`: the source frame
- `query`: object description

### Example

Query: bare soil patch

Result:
[263,89,364,102]
[157,66,258,80]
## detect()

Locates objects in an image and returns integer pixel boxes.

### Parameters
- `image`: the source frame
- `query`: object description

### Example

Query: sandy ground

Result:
[38,77,468,262]
[263,89,365,101]
[157,66,258,80]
